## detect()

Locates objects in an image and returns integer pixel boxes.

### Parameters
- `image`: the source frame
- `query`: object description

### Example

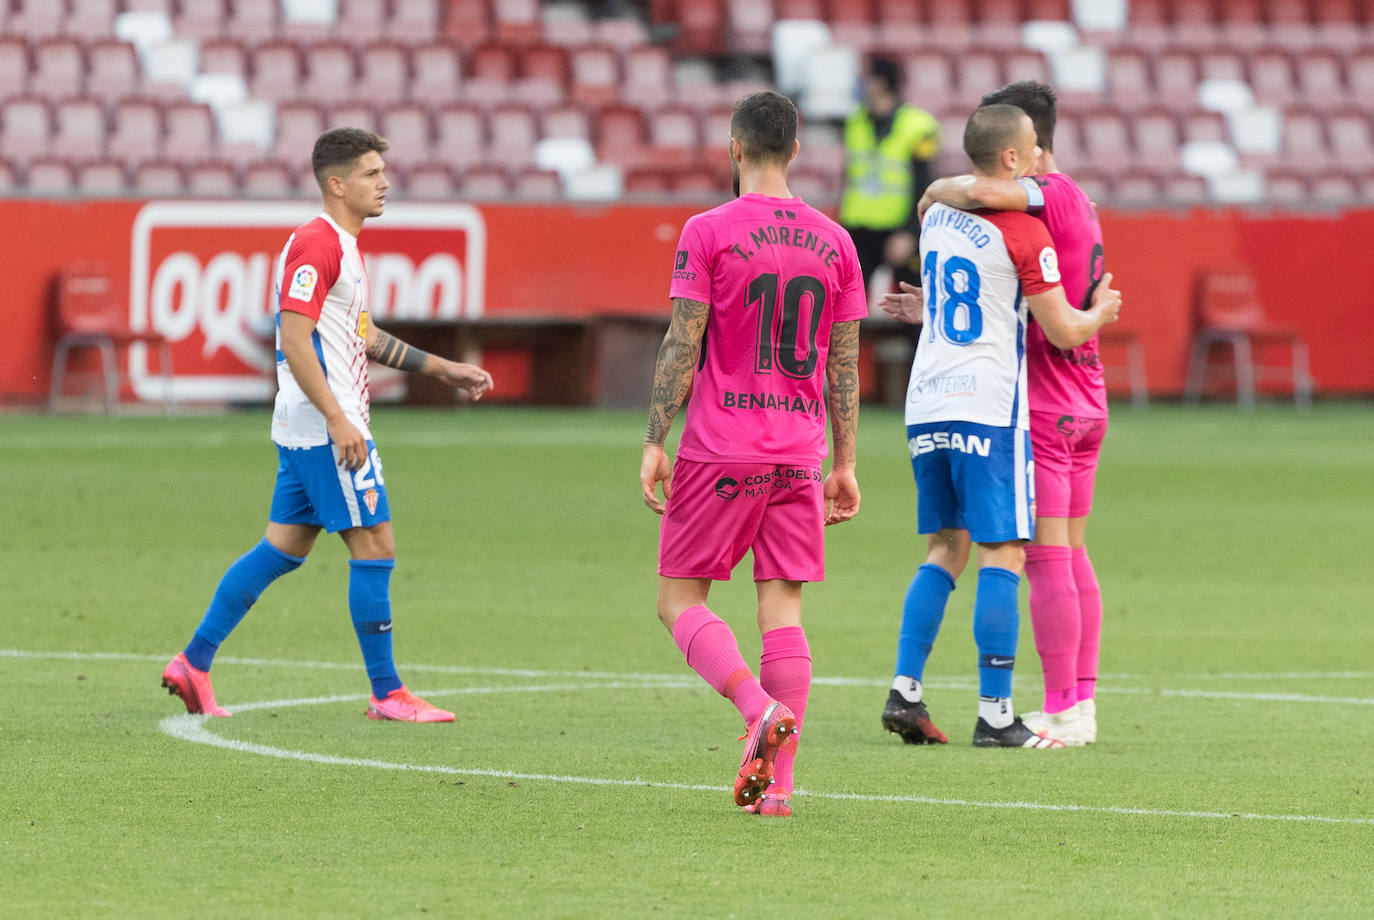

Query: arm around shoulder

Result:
[1025,272,1122,350]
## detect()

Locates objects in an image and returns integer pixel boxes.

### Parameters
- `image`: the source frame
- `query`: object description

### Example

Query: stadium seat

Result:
[378,102,432,169]
[1004,49,1050,85]
[1114,173,1161,205]
[1280,109,1332,171]
[1024,0,1071,19]
[623,165,673,195]
[569,44,619,107]
[511,167,561,199]
[66,0,119,42]
[676,165,727,197]
[1311,170,1357,202]
[1328,109,1374,170]
[0,158,19,194]
[788,165,840,205]
[461,164,512,197]
[443,0,492,48]
[954,51,1003,108]
[105,97,163,167]
[272,99,324,163]
[324,100,378,133]
[0,37,29,98]
[487,103,538,167]
[492,0,542,45]
[251,41,305,103]
[1105,47,1154,113]
[541,103,591,140]
[7,0,66,40]
[411,42,463,104]
[434,102,486,168]
[673,0,727,55]
[870,0,923,52]
[186,160,237,197]
[0,96,51,167]
[335,0,386,39]
[26,156,74,194]
[131,158,183,195]
[1198,50,1246,83]
[1153,50,1199,110]
[1295,54,1348,111]
[389,0,442,44]
[162,100,217,162]
[1264,169,1310,203]
[404,161,457,199]
[1181,107,1227,144]
[976,0,1026,46]
[31,38,85,98]
[280,0,335,44]
[595,104,648,169]
[515,43,570,107]
[75,157,128,195]
[173,0,226,40]
[1184,265,1312,410]
[303,41,359,106]
[241,160,293,198]
[198,38,247,80]
[225,0,279,39]
[1131,109,1184,176]
[85,39,143,102]
[596,16,651,50]
[356,42,410,106]
[1248,51,1298,109]
[470,42,518,81]
[903,52,955,113]
[647,104,700,166]
[50,262,174,414]
[51,97,106,159]
[727,0,774,56]
[1081,110,1135,178]
[1161,171,1207,205]
[623,45,675,108]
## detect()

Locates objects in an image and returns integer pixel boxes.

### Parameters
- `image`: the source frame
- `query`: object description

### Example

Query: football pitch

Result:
[4,403,1372,918]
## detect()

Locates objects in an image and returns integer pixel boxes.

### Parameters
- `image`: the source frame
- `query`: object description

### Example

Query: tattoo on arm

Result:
[645,298,709,446]
[366,326,430,374]
[825,320,861,468]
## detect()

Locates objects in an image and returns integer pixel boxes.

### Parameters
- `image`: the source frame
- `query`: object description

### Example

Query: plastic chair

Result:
[1184,266,1312,410]
[50,263,175,414]
[1097,328,1149,409]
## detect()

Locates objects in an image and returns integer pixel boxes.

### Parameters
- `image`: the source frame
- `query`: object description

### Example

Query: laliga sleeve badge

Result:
[1038,246,1061,283]
[288,264,319,301]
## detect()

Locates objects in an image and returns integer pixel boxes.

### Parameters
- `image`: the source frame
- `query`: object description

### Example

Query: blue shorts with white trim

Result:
[907,421,1034,543]
[270,440,391,533]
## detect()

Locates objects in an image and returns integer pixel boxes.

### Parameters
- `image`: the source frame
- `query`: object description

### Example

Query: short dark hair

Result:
[980,80,1057,152]
[963,103,1030,171]
[730,91,798,166]
[312,127,389,188]
[868,57,901,94]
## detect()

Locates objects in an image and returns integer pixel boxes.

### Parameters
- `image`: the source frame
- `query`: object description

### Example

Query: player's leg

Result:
[1069,516,1102,743]
[745,578,806,816]
[162,448,320,716]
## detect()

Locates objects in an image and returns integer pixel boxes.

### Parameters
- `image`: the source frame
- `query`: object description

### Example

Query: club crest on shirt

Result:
[363,488,379,514]
[1037,247,1061,283]
[288,264,318,301]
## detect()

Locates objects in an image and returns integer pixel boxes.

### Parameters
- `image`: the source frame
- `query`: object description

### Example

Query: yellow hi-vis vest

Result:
[840,104,940,230]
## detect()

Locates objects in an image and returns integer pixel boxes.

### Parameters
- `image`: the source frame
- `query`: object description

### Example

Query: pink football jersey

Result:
[1017,173,1108,417]
[668,193,867,464]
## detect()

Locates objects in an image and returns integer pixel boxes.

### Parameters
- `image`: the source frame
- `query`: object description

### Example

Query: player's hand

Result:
[883,231,917,268]
[823,467,860,526]
[916,191,935,222]
[1091,272,1122,325]
[328,416,368,471]
[435,361,494,400]
[641,443,672,515]
[879,281,925,325]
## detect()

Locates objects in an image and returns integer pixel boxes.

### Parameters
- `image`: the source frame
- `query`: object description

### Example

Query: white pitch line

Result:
[159,697,1374,828]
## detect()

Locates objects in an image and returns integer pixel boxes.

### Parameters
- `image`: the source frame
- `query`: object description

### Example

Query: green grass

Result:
[3,404,1372,919]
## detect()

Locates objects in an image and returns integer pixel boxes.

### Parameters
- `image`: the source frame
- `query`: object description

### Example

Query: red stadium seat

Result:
[411,42,462,105]
[624,166,673,195]
[595,104,647,169]
[1327,109,1374,170]
[1296,54,1349,111]
[405,161,458,199]
[324,100,378,133]
[1048,113,1085,170]
[106,98,163,167]
[788,165,841,205]
[186,160,237,197]
[826,0,877,21]
[226,0,279,39]
[1080,110,1135,178]
[1181,107,1226,144]
[515,44,569,107]
[199,38,248,79]
[1264,169,1310,203]
[493,0,542,45]
[132,159,184,195]
[390,0,443,44]
[595,17,650,50]
[0,37,29,98]
[442,0,492,49]
[623,45,675,107]
[954,51,1003,107]
[570,45,619,107]
[1131,109,1184,176]
[1153,50,1199,109]
[7,0,65,40]
[674,0,727,55]
[162,100,217,162]
[511,167,561,199]
[542,103,591,140]
[251,41,305,103]
[31,38,85,98]
[647,104,700,166]
[26,156,74,194]
[0,96,51,166]
[1346,51,1374,98]
[66,0,119,42]
[1161,172,1207,205]
[84,39,142,102]
[75,157,128,195]
[1249,51,1298,108]
[51,96,106,159]
[676,165,727,197]
[357,42,411,106]
[460,164,512,198]
[488,103,538,167]
[976,0,1026,45]
[869,0,923,52]
[379,102,433,169]
[336,0,387,39]
[470,42,518,81]
[1113,174,1162,206]
[1198,50,1245,83]
[1024,0,1071,18]
[241,160,293,198]
[273,100,324,163]
[902,52,955,112]
[1004,50,1050,85]
[1280,109,1332,171]
[303,41,359,106]
[926,0,976,48]
[435,102,486,168]
[174,0,227,40]
[1105,47,1154,113]
[726,0,773,56]
[775,0,824,18]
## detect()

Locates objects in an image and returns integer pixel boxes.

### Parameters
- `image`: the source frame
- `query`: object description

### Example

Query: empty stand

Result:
[85,39,141,102]
[51,96,106,159]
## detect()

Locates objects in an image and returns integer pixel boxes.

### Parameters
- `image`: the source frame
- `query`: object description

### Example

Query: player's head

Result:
[980,81,1057,153]
[963,103,1040,179]
[729,91,799,196]
[312,128,391,218]
[863,57,902,111]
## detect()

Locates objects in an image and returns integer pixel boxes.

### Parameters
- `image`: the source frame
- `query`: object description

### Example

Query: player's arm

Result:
[640,296,709,514]
[278,309,368,470]
[823,319,861,525]
[917,175,1030,222]
[365,323,493,399]
[1025,271,1122,350]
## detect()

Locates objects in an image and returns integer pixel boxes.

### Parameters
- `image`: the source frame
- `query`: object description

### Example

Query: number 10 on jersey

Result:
[922,249,984,346]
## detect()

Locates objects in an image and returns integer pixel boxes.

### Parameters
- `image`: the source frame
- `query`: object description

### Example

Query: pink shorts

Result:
[1029,411,1107,519]
[658,458,826,582]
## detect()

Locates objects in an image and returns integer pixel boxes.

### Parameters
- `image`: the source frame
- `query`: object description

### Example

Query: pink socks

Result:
[671,605,770,725]
[759,626,811,794]
[1025,544,1080,714]
[1073,546,1102,703]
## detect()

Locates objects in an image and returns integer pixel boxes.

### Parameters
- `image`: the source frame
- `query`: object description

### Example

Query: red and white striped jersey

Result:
[270,214,372,448]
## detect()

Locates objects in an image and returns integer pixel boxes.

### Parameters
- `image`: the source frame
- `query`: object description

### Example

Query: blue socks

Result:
[184,539,305,671]
[349,558,403,699]
[894,563,957,681]
[973,566,1021,699]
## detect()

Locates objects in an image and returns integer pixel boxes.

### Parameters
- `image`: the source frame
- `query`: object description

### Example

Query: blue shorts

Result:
[270,440,391,533]
[907,421,1034,543]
